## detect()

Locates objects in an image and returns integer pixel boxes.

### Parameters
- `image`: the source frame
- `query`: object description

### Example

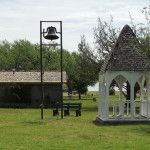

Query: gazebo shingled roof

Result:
[101,25,150,72]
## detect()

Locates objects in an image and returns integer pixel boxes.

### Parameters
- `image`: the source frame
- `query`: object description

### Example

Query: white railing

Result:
[111,100,150,118]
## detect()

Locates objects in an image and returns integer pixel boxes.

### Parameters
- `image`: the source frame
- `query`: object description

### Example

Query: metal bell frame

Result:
[40,21,63,120]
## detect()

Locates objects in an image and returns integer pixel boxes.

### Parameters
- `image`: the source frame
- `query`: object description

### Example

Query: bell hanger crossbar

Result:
[41,43,61,46]
[40,21,62,23]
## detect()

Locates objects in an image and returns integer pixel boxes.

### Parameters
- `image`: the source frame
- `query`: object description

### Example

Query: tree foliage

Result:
[93,17,119,60]
[130,6,150,55]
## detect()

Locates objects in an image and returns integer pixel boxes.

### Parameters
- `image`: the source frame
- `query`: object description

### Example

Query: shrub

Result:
[109,88,115,95]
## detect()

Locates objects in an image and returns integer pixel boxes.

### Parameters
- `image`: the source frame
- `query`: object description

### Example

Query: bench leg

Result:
[53,109,59,116]
[76,110,81,117]
[75,110,79,117]
[79,110,81,116]
[64,110,70,116]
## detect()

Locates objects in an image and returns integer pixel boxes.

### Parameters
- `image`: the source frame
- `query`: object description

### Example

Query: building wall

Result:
[0,86,6,101]
[0,84,61,107]
[30,84,61,107]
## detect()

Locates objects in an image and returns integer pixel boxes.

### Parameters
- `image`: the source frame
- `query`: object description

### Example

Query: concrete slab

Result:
[95,116,150,125]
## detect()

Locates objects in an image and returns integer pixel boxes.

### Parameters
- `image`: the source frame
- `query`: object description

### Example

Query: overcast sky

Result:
[0,0,149,52]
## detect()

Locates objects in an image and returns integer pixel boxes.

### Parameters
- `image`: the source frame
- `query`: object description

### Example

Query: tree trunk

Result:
[78,92,81,100]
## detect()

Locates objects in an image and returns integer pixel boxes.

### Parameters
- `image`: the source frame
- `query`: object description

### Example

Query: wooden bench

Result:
[52,102,82,117]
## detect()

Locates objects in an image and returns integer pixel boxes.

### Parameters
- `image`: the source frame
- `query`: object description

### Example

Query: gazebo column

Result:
[140,84,144,101]
[99,73,109,119]
[140,76,146,116]
[141,77,146,101]
[103,83,109,119]
[118,84,124,116]
[139,83,144,116]
[147,79,150,117]
[130,82,135,118]
[148,79,150,101]
[99,83,107,119]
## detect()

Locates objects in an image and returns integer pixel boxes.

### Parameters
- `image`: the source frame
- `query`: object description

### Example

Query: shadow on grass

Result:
[131,125,150,135]
[93,120,150,127]
[21,120,47,126]
[83,106,98,112]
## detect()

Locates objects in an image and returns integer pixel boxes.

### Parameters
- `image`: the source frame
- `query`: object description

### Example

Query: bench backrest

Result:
[53,102,82,110]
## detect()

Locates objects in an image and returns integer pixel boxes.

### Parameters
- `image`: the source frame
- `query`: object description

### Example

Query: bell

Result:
[44,26,59,40]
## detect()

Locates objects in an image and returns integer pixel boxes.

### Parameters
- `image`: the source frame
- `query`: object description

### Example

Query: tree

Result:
[78,6,150,99]
[60,50,88,99]
[68,53,88,99]
[9,40,39,71]
[77,20,120,93]
[130,6,150,55]
[93,17,119,61]
[78,35,101,83]
[0,41,11,70]
[140,6,150,57]
[65,36,102,99]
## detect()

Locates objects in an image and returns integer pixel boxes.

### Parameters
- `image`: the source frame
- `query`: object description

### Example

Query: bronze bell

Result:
[44,26,59,40]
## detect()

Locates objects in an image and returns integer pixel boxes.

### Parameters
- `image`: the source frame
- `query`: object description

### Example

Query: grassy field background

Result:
[0,95,150,150]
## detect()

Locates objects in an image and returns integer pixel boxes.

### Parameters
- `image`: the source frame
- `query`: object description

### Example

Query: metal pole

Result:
[60,21,63,119]
[40,21,44,119]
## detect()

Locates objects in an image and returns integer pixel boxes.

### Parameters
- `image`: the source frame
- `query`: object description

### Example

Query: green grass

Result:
[0,98,150,150]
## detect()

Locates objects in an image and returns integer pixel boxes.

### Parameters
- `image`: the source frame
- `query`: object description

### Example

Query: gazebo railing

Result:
[111,100,150,118]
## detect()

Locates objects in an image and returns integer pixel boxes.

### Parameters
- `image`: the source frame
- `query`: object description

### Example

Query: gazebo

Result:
[97,25,150,123]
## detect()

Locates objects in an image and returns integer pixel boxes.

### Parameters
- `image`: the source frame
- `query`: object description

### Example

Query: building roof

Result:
[0,71,67,84]
[101,25,150,72]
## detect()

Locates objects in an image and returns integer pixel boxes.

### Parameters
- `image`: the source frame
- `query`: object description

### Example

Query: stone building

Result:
[0,71,67,107]
[97,25,150,123]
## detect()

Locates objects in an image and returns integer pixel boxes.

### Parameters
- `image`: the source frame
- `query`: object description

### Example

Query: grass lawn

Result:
[0,98,150,150]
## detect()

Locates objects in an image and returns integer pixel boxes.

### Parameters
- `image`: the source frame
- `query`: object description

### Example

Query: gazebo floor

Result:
[96,116,150,125]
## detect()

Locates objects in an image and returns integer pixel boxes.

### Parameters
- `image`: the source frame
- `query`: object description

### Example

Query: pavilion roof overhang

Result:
[0,71,67,84]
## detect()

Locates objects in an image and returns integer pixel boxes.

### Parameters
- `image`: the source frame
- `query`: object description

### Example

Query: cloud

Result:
[0,0,149,51]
